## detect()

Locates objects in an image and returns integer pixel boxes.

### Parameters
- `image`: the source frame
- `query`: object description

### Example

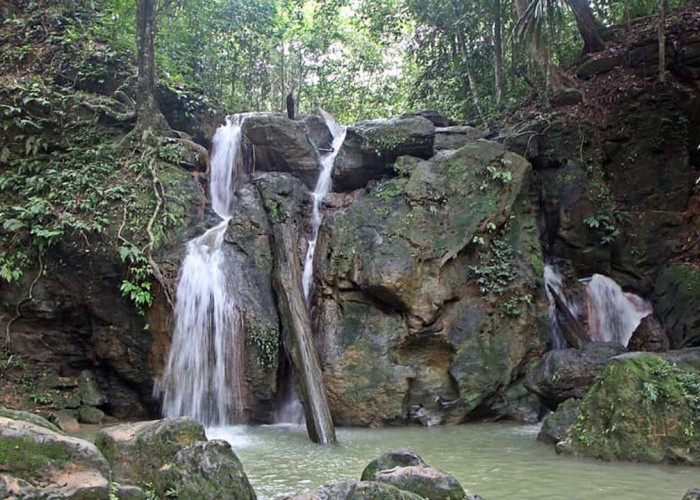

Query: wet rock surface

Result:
[525,342,628,408]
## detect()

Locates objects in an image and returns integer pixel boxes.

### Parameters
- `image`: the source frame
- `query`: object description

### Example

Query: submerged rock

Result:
[360,449,426,481]
[525,342,627,408]
[95,417,255,499]
[359,448,477,500]
[559,354,700,464]
[284,481,424,500]
[371,466,467,500]
[0,416,110,498]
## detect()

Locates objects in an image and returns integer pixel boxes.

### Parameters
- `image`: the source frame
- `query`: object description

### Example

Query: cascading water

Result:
[544,264,581,349]
[155,116,245,427]
[275,111,346,429]
[584,274,653,346]
[301,111,347,300]
[543,263,652,348]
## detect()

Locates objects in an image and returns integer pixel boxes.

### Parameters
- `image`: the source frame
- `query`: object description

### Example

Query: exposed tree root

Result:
[4,254,43,348]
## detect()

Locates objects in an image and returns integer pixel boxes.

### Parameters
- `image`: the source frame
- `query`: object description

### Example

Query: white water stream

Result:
[155,116,245,426]
[544,263,653,348]
[301,111,347,300]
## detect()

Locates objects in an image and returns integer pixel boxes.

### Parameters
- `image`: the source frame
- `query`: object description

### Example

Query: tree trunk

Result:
[658,0,667,83]
[565,0,605,54]
[456,32,485,124]
[135,0,169,135]
[493,0,505,106]
[270,220,336,445]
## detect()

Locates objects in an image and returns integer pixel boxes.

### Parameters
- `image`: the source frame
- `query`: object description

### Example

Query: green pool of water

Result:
[207,423,699,499]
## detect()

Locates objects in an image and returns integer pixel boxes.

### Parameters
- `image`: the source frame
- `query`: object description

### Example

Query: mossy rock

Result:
[95,417,206,485]
[158,440,256,500]
[538,398,582,445]
[563,356,700,464]
[0,406,63,434]
[0,416,109,497]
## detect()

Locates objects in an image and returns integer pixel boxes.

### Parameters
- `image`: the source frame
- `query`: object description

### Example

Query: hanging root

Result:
[4,254,43,348]
[145,157,175,310]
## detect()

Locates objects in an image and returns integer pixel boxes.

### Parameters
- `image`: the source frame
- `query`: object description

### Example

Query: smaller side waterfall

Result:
[544,264,583,349]
[301,111,347,299]
[211,115,244,217]
[544,264,653,348]
[584,274,653,346]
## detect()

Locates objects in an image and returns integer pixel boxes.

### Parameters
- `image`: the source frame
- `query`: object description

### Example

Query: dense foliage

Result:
[70,0,691,123]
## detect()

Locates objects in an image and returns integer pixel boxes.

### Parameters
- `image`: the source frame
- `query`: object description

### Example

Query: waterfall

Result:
[155,116,245,427]
[544,264,580,349]
[301,111,347,299]
[584,274,653,346]
[543,264,652,348]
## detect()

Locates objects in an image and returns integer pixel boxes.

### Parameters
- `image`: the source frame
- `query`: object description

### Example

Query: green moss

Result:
[246,323,279,369]
[0,436,70,475]
[569,356,700,463]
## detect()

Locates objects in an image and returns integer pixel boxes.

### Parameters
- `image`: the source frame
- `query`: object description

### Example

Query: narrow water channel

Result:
[208,424,699,499]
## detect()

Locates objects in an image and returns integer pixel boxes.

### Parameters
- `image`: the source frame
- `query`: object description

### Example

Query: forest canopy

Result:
[78,0,686,123]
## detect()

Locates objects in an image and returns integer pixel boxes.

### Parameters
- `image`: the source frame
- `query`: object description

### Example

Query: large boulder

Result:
[332,115,435,191]
[96,418,255,499]
[0,416,110,498]
[241,113,331,189]
[159,440,256,500]
[316,140,547,425]
[684,489,700,500]
[434,126,485,151]
[525,342,627,408]
[558,354,700,464]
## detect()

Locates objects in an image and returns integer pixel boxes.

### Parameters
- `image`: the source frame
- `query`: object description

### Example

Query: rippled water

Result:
[207,424,699,499]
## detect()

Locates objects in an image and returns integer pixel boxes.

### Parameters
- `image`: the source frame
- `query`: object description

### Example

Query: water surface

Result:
[208,424,699,499]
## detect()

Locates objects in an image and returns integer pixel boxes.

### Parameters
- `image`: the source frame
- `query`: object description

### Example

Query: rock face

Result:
[628,315,671,352]
[95,417,255,499]
[525,342,627,408]
[332,115,435,191]
[241,112,332,189]
[0,416,110,499]
[653,265,700,348]
[316,140,547,425]
[434,126,485,151]
[558,353,700,464]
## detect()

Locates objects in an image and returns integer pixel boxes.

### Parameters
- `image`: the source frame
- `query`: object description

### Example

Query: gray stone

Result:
[525,342,627,408]
[435,126,485,150]
[332,115,435,191]
[361,449,426,481]
[78,405,105,424]
[79,369,106,407]
[538,398,582,445]
[284,481,423,500]
[371,465,467,500]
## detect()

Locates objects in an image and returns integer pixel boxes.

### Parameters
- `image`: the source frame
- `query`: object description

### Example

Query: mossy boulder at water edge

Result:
[0,416,110,498]
[558,354,700,464]
[316,140,547,425]
[284,481,425,500]
[96,417,256,499]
